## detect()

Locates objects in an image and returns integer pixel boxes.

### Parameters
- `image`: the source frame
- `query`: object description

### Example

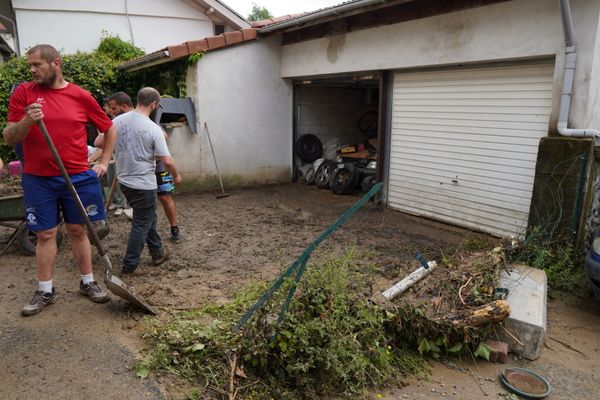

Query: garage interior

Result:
[293,74,382,194]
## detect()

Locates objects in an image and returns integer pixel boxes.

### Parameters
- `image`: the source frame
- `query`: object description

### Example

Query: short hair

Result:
[108,91,133,107]
[27,44,62,65]
[136,87,160,107]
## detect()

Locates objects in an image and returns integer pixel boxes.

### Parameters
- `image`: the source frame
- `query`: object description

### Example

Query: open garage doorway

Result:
[292,73,384,195]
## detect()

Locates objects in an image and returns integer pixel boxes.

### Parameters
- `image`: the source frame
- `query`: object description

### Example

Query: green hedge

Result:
[0,34,145,162]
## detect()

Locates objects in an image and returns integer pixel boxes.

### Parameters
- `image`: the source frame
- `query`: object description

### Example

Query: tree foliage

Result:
[247,3,273,21]
[0,34,144,162]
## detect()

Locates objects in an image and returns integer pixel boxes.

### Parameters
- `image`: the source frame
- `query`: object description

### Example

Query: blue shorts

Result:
[156,171,175,196]
[22,170,106,231]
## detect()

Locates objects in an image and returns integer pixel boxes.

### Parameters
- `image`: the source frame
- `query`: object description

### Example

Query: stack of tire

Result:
[296,134,376,195]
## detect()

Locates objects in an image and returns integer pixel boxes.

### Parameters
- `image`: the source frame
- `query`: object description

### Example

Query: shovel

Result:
[37,120,156,315]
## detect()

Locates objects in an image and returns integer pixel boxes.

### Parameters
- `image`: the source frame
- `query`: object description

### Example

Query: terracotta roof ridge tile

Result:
[250,13,307,28]
[162,28,257,58]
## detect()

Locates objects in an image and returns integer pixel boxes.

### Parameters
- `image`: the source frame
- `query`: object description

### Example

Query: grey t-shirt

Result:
[113,111,170,190]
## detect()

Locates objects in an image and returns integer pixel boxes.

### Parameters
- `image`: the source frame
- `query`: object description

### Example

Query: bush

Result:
[0,34,145,163]
[507,227,587,294]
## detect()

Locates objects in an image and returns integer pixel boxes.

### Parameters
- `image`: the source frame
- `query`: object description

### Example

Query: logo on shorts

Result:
[25,207,37,226]
[86,204,99,217]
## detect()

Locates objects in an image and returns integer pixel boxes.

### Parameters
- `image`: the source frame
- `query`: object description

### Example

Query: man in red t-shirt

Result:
[3,44,117,316]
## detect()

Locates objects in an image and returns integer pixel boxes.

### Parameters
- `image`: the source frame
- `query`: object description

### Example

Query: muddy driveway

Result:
[0,184,599,399]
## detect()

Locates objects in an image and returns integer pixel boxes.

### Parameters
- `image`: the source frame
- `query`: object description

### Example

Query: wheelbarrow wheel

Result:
[17,225,64,255]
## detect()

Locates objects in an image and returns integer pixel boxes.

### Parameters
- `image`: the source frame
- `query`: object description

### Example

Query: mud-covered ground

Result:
[0,183,599,399]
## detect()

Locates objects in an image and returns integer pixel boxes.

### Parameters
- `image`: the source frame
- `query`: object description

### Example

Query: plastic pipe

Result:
[557,0,600,142]
[381,260,437,300]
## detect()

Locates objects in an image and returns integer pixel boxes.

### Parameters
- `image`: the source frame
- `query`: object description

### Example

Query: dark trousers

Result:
[120,184,162,270]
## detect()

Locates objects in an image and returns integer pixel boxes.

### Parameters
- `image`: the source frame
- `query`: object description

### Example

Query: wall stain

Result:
[326,35,346,63]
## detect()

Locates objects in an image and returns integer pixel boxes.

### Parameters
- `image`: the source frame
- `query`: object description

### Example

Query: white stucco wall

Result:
[280,0,600,131]
[12,0,225,53]
[587,10,600,129]
[179,36,292,186]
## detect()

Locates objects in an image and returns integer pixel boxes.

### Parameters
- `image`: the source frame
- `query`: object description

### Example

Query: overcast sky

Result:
[223,0,345,19]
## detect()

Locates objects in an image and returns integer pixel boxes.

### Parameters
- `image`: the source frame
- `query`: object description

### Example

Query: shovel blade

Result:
[104,271,157,315]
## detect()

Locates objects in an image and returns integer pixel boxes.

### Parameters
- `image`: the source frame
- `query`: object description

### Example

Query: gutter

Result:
[557,0,600,143]
[118,50,170,72]
[258,0,406,34]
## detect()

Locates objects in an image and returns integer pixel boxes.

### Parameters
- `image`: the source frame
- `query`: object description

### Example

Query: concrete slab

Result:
[498,264,547,360]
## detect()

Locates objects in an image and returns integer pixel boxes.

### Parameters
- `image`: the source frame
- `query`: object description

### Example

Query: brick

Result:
[484,340,509,364]
[207,35,226,49]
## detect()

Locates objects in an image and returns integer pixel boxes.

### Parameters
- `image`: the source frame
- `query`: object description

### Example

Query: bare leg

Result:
[35,227,59,281]
[65,223,93,275]
[158,195,177,227]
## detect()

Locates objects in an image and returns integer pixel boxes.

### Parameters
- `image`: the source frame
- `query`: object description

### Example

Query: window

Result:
[214,24,225,35]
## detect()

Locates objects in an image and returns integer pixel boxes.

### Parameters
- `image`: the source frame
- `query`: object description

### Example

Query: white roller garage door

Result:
[388,63,554,237]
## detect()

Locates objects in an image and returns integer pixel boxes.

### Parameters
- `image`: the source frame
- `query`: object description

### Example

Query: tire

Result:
[330,165,360,195]
[361,175,377,193]
[295,134,323,163]
[18,225,64,256]
[315,160,337,189]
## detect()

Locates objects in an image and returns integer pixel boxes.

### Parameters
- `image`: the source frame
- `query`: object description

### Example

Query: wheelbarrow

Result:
[0,194,63,256]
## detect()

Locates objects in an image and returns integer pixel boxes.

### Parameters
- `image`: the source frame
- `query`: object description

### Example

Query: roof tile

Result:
[187,39,209,53]
[167,44,189,59]
[250,13,306,28]
[207,35,227,50]
[241,28,257,41]
[223,31,243,45]
[121,28,259,70]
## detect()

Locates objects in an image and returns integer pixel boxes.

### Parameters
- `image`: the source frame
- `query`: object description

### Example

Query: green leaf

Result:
[184,343,206,353]
[474,342,492,361]
[418,338,431,354]
[136,365,150,379]
[448,343,464,353]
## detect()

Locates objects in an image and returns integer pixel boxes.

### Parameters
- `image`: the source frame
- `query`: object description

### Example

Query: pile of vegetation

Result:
[388,240,508,360]
[139,249,426,399]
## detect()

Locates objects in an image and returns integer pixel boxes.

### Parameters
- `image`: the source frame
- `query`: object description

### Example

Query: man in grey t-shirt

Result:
[113,87,182,273]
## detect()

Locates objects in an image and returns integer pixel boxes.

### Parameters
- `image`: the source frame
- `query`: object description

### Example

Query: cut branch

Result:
[446,300,511,327]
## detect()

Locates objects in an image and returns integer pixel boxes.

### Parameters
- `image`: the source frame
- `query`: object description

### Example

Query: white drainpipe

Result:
[557,0,600,143]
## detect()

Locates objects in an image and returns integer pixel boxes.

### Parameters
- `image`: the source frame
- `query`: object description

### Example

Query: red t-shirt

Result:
[8,82,113,176]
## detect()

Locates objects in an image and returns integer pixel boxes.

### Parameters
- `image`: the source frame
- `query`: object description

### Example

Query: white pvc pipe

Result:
[557,0,600,143]
[381,260,437,300]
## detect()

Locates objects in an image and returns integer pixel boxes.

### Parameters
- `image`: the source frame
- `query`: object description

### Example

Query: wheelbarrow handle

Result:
[36,121,110,263]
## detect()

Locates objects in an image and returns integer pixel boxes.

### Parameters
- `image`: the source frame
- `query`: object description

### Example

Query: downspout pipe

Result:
[557,0,600,142]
